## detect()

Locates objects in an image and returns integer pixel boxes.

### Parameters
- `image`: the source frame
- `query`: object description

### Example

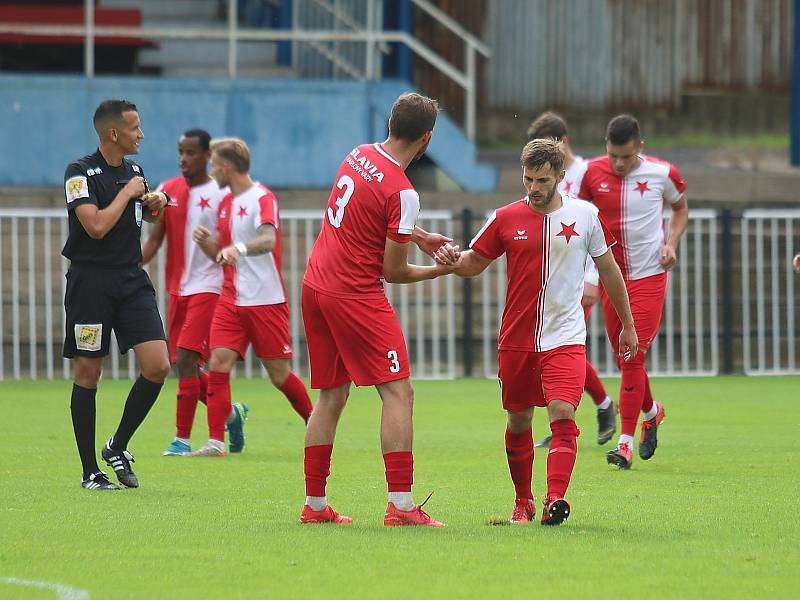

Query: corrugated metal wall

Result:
[484,0,792,111]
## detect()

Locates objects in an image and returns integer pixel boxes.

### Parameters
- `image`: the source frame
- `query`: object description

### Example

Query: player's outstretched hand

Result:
[217,245,240,266]
[123,176,146,200]
[193,226,211,244]
[416,230,454,259]
[618,326,639,362]
[793,253,800,274]
[659,244,678,271]
[433,243,460,266]
[141,191,168,211]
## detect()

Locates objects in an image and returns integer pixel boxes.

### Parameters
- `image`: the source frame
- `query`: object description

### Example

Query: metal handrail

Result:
[410,0,491,57]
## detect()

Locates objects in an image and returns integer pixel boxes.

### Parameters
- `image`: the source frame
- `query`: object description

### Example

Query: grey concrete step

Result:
[101,0,223,23]
[139,39,279,70]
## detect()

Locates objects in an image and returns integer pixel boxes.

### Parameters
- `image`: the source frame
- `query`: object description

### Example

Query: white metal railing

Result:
[0,0,490,140]
[479,210,721,378]
[741,209,800,375]
[0,207,456,381]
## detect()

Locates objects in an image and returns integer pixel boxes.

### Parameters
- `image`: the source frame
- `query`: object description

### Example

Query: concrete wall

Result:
[0,74,496,191]
[0,75,381,189]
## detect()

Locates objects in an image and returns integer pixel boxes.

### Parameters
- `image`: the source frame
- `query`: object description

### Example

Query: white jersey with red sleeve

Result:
[304,143,419,299]
[470,194,616,352]
[577,154,686,281]
[557,156,598,286]
[559,155,587,197]
[157,177,226,296]
[216,183,286,307]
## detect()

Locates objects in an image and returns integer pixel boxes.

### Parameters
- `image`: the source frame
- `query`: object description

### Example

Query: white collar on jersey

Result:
[373,143,402,168]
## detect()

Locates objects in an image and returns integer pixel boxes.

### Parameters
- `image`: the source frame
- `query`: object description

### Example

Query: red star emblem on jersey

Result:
[635,180,650,196]
[556,222,579,244]
[237,206,248,219]
[198,197,211,211]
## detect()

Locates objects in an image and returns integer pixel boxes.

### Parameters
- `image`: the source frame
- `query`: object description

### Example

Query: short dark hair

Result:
[182,128,211,151]
[520,138,565,173]
[93,99,137,135]
[606,114,641,145]
[527,111,568,141]
[388,92,439,142]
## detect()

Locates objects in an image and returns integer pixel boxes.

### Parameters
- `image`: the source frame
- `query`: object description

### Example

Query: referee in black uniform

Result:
[63,99,170,490]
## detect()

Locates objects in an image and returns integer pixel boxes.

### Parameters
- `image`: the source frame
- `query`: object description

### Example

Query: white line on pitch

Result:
[1,576,90,599]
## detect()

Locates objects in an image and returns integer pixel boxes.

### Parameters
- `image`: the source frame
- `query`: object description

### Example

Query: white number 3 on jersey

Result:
[327,175,355,228]
[387,350,400,373]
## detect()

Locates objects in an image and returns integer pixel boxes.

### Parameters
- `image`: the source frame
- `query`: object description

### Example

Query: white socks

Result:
[643,403,659,421]
[388,492,414,511]
[306,496,327,511]
[597,396,612,410]
[618,434,634,448]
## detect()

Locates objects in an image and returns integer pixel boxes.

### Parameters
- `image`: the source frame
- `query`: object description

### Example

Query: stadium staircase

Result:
[96,0,496,192]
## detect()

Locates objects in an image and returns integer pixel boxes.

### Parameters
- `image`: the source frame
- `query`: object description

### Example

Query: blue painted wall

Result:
[0,75,496,191]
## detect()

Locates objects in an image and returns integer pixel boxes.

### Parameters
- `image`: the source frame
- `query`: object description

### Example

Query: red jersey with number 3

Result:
[304,143,420,299]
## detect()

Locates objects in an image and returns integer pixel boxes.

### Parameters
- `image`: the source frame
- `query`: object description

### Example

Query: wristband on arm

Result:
[235,242,248,256]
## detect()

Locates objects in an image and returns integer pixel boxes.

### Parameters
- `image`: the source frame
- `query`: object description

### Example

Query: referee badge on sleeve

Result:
[65,176,89,203]
[75,324,102,351]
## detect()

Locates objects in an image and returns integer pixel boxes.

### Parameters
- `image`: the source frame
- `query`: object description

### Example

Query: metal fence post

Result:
[461,208,473,376]
[721,209,734,373]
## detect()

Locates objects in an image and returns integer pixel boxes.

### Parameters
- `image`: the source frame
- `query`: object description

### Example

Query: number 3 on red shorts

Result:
[387,350,400,373]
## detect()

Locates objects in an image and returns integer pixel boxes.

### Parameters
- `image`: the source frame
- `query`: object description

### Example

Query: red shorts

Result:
[601,272,667,354]
[166,292,219,363]
[497,345,586,412]
[209,298,293,360]
[301,284,410,389]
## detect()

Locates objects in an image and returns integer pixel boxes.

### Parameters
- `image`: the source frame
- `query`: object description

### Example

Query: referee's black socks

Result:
[70,383,100,478]
[110,375,164,452]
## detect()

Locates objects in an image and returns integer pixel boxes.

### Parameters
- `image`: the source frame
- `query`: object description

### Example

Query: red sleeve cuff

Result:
[387,231,412,243]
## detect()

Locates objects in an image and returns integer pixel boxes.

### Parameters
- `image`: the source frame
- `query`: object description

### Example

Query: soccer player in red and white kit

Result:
[527,113,616,448]
[299,93,455,526]
[141,129,248,456]
[437,139,638,525]
[577,115,689,469]
[188,137,313,456]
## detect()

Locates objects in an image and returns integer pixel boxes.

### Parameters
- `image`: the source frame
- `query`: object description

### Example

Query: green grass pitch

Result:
[1,376,798,598]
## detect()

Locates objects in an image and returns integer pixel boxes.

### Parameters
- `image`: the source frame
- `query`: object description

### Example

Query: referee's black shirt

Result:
[62,149,148,267]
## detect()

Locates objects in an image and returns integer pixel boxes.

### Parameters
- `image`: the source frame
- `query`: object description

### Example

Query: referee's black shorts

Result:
[63,264,166,358]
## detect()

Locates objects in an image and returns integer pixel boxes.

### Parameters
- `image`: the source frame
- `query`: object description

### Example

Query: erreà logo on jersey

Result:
[349,148,385,183]
[598,182,610,192]
[514,229,528,240]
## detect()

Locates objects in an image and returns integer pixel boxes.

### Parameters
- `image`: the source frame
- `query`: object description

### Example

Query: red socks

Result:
[584,358,607,406]
[505,427,534,500]
[279,373,314,423]
[641,371,654,414]
[304,444,333,496]
[383,451,413,492]
[206,371,231,442]
[619,354,647,436]
[546,419,580,501]
[176,376,201,439]
[197,369,209,406]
